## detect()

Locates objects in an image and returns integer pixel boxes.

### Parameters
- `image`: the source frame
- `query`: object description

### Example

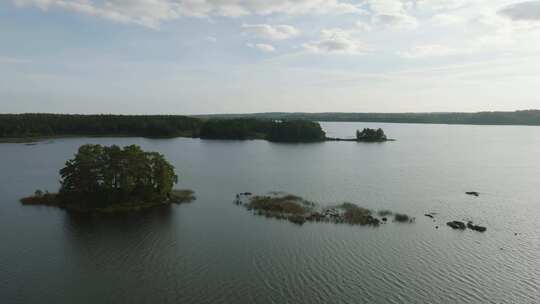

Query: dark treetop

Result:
[0,113,201,138]
[356,128,388,142]
[199,119,326,142]
[59,144,178,209]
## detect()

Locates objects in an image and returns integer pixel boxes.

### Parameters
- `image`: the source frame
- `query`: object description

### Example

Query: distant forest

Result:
[2,110,540,141]
[0,114,325,142]
[196,110,540,126]
[0,114,201,138]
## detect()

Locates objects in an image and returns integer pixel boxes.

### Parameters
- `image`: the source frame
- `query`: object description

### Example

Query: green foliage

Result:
[267,120,326,142]
[199,119,273,140]
[0,114,201,138]
[197,110,540,126]
[356,128,387,141]
[199,118,326,142]
[59,144,178,208]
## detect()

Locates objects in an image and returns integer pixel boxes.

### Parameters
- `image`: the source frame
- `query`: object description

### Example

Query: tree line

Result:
[199,119,326,142]
[196,110,540,126]
[1,114,326,142]
[0,114,201,138]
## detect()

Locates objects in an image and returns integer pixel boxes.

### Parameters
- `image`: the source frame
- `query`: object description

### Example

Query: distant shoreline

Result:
[2,111,540,144]
[194,110,540,126]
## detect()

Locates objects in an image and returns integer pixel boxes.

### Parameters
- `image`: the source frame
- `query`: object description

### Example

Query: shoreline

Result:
[20,189,196,214]
[3,135,395,144]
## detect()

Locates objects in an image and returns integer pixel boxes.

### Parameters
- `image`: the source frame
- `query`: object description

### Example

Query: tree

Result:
[267,120,326,142]
[59,144,178,208]
[356,128,387,141]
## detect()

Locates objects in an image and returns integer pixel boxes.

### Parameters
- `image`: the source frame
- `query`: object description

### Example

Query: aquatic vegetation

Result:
[394,213,413,223]
[236,192,412,227]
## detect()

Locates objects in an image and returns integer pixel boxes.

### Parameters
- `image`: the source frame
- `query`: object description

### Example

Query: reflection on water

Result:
[1,122,539,303]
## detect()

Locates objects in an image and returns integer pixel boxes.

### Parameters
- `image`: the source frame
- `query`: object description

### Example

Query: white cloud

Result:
[498,1,540,22]
[366,0,417,29]
[368,0,404,15]
[247,43,276,52]
[13,0,363,29]
[415,0,467,11]
[373,13,417,29]
[431,13,465,26]
[399,44,463,58]
[242,24,300,40]
[303,28,370,55]
[355,21,373,32]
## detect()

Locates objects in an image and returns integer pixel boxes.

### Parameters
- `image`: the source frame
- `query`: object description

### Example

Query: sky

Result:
[1,0,540,114]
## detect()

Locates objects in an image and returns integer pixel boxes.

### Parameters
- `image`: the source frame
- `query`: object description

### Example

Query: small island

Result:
[327,128,393,142]
[199,119,326,142]
[21,144,195,213]
[234,192,413,226]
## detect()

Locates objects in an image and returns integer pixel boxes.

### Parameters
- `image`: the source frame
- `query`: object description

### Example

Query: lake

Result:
[1,122,539,303]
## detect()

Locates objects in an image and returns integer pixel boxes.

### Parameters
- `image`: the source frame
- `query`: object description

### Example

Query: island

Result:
[234,192,414,226]
[1,114,393,144]
[20,144,195,213]
[326,128,393,142]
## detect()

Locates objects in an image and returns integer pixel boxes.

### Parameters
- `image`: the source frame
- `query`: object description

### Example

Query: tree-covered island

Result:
[199,119,326,142]
[20,144,195,213]
[355,128,388,142]
[326,128,392,142]
[1,114,392,143]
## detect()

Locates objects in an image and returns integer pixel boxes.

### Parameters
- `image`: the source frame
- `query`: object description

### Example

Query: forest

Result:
[196,110,540,126]
[1,114,326,142]
[0,113,201,138]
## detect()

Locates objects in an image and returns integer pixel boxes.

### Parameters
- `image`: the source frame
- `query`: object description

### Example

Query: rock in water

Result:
[447,221,466,230]
[467,221,487,232]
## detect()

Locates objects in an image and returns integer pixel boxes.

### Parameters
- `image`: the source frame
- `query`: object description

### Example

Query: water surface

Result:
[1,122,539,303]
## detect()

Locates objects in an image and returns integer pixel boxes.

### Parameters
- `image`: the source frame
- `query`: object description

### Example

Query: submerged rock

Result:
[467,221,487,232]
[447,221,466,230]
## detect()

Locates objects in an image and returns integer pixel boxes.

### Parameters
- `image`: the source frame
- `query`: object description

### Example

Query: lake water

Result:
[1,122,539,304]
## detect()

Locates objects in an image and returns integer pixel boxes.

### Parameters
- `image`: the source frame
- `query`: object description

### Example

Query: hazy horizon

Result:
[2,1,540,114]
[3,108,540,116]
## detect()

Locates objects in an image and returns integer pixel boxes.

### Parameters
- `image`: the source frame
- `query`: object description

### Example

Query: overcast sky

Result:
[1,0,540,114]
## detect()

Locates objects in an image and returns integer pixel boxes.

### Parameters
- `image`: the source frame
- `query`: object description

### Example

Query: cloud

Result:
[431,13,465,26]
[13,0,363,29]
[373,13,417,29]
[366,0,417,29]
[399,32,517,58]
[303,29,370,55]
[415,0,467,11]
[242,24,300,40]
[367,0,404,15]
[498,1,540,22]
[247,43,276,52]
[399,44,463,58]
